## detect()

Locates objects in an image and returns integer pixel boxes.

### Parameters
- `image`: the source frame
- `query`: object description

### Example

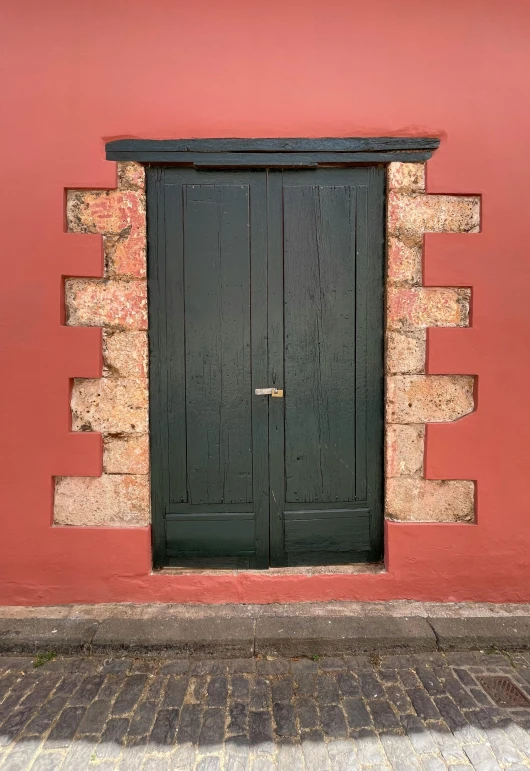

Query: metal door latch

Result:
[255,387,284,398]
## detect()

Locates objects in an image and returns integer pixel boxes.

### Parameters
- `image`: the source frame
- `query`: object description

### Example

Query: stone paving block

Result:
[149,708,179,746]
[162,675,187,709]
[77,698,112,735]
[228,702,248,736]
[31,750,69,771]
[2,650,530,768]
[70,673,106,706]
[207,675,229,707]
[199,707,226,746]
[301,732,331,770]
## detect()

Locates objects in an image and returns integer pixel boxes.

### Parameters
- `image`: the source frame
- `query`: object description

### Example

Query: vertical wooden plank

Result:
[147,167,170,567]
[355,185,368,502]
[365,166,386,559]
[283,182,357,503]
[249,173,270,568]
[267,170,287,565]
[183,184,253,505]
[165,184,187,504]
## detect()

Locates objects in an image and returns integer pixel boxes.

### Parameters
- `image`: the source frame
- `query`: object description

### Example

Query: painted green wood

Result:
[149,169,270,566]
[283,182,358,504]
[146,167,170,568]
[107,135,439,157]
[148,163,385,568]
[182,183,252,506]
[284,509,371,553]
[248,173,271,568]
[268,168,385,566]
[365,167,386,559]
[165,512,255,557]
[266,171,287,567]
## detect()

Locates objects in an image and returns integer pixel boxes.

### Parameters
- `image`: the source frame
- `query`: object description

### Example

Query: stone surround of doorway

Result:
[54,160,480,545]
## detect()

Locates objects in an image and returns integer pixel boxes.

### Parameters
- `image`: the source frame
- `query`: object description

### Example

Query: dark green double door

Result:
[148,166,385,569]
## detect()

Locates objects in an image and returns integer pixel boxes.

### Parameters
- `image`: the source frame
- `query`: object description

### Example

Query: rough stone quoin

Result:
[385,162,479,524]
[56,162,150,527]
[56,159,480,530]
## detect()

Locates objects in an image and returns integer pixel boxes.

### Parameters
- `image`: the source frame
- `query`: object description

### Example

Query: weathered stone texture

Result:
[387,237,422,286]
[387,375,474,424]
[384,172,478,523]
[386,330,425,374]
[387,193,480,244]
[71,378,148,434]
[66,188,146,278]
[387,162,425,193]
[386,478,475,522]
[58,162,479,528]
[103,330,148,378]
[103,435,150,475]
[58,165,151,527]
[387,287,470,330]
[117,161,145,191]
[65,279,148,330]
[55,475,150,527]
[386,424,425,477]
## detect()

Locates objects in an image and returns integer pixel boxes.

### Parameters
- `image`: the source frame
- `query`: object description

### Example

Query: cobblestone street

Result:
[2,650,530,770]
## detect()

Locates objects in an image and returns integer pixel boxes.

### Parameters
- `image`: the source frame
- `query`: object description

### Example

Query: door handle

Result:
[255,388,284,398]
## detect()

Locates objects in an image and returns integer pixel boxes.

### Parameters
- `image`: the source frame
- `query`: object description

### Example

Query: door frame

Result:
[107,138,441,568]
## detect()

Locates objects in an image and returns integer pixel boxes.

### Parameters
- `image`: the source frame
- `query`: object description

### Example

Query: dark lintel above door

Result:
[105,137,440,166]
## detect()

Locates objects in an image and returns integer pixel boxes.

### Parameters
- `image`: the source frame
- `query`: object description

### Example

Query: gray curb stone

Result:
[91,617,255,657]
[429,616,530,650]
[0,618,97,654]
[255,616,437,656]
[2,614,530,657]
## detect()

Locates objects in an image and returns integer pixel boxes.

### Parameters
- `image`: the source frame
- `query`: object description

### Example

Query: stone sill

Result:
[155,562,385,577]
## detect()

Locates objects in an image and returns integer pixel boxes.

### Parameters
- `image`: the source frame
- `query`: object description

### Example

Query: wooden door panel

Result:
[181,184,252,506]
[148,169,269,567]
[283,183,358,504]
[269,168,385,566]
[149,165,384,569]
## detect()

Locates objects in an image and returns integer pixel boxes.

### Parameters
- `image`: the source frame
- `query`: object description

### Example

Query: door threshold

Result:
[154,562,385,577]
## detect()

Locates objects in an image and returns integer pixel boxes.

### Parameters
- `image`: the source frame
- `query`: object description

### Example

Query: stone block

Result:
[255,617,437,657]
[54,474,150,526]
[386,375,474,423]
[103,330,148,378]
[386,424,425,477]
[386,330,425,374]
[71,377,148,433]
[65,279,148,330]
[118,161,145,191]
[387,163,425,193]
[429,617,530,651]
[386,478,474,522]
[387,287,470,330]
[0,619,98,654]
[387,193,480,244]
[67,190,146,277]
[103,435,150,474]
[92,618,255,657]
[387,237,422,286]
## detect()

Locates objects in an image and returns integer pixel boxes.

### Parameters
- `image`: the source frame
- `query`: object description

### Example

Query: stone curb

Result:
[0,618,98,654]
[255,616,437,657]
[429,616,530,651]
[1,614,530,657]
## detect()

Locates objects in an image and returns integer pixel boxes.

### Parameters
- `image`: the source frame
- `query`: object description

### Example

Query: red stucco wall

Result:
[2,0,529,605]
